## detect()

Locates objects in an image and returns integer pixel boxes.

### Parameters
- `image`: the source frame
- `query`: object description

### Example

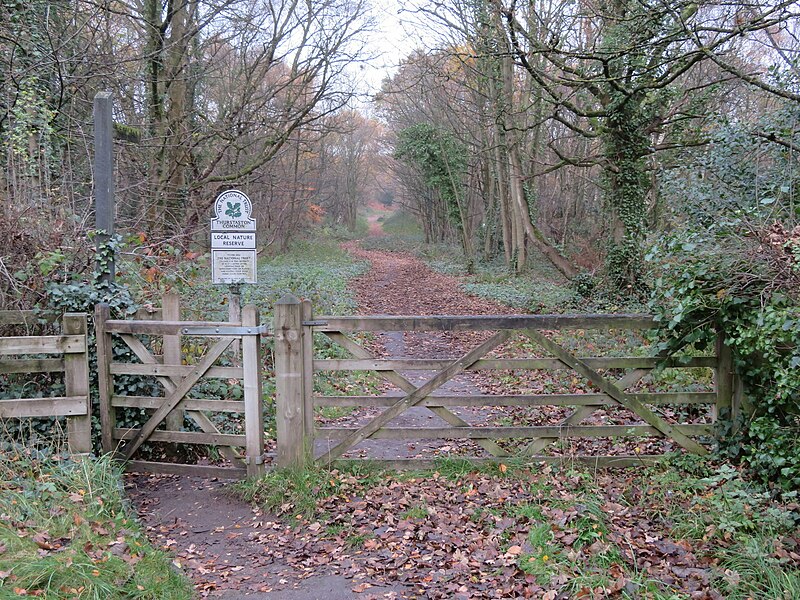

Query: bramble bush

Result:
[647,89,800,491]
[647,220,799,491]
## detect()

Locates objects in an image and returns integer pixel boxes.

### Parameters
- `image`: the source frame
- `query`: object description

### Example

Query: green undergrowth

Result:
[177,237,369,322]
[364,226,647,314]
[463,279,574,313]
[647,227,800,491]
[635,458,800,599]
[0,446,192,599]
[358,210,424,253]
[378,210,423,239]
[233,462,389,519]
[319,216,371,241]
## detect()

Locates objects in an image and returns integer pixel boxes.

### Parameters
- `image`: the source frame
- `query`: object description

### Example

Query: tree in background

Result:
[379,42,577,279]
[315,110,382,232]
[395,121,477,267]
[492,0,798,290]
[0,0,375,307]
[395,0,797,290]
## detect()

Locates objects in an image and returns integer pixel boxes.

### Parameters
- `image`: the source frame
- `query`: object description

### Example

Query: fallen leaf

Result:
[32,533,54,550]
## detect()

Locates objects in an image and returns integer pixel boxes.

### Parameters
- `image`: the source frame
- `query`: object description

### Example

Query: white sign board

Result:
[212,250,257,284]
[211,190,257,284]
[211,190,256,231]
[211,232,256,249]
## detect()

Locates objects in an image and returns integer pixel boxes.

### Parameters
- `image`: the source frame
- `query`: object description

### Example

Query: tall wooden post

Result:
[162,293,183,431]
[274,294,307,469]
[94,92,115,284]
[301,299,314,440]
[63,313,91,453]
[94,303,115,453]
[715,329,734,423]
[242,305,265,477]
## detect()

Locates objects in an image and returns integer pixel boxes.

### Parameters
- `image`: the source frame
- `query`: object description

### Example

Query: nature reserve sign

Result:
[211,190,257,284]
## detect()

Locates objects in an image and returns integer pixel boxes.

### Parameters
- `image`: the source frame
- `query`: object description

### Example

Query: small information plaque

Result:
[211,250,257,283]
[211,190,257,284]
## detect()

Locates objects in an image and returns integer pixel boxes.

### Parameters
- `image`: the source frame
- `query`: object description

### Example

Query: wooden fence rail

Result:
[272,296,738,470]
[0,311,91,452]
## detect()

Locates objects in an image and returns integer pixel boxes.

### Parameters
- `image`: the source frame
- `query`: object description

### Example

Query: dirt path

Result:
[127,230,519,598]
[342,241,513,318]
[314,242,518,461]
[126,473,412,599]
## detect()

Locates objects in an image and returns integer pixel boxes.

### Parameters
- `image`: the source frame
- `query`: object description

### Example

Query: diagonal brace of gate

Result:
[317,330,513,466]
[523,330,708,455]
[122,337,234,460]
[324,332,508,457]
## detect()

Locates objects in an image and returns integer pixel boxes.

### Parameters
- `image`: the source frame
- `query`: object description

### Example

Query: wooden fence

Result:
[273,296,739,469]
[0,311,91,452]
[6,294,739,475]
[94,294,266,479]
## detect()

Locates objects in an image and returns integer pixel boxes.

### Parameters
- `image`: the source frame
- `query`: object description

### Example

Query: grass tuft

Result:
[0,447,192,599]
[233,462,387,520]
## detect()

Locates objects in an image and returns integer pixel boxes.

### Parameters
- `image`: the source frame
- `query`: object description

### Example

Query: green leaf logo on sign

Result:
[225,202,242,218]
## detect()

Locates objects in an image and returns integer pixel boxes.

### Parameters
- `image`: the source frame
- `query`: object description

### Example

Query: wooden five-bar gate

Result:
[275,295,739,470]
[3,294,740,477]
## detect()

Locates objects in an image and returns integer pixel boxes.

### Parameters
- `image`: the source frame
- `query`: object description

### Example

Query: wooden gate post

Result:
[95,303,115,453]
[242,305,265,477]
[274,294,308,469]
[63,313,91,453]
[715,329,735,423]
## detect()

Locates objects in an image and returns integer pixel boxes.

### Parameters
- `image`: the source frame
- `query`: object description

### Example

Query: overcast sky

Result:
[356,0,435,96]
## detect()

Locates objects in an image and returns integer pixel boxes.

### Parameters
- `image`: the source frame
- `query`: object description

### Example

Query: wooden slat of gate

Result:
[118,334,243,464]
[523,330,708,455]
[162,293,184,432]
[314,314,656,332]
[317,330,513,466]
[316,424,712,440]
[324,332,508,457]
[314,392,716,408]
[122,336,233,459]
[313,357,717,370]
